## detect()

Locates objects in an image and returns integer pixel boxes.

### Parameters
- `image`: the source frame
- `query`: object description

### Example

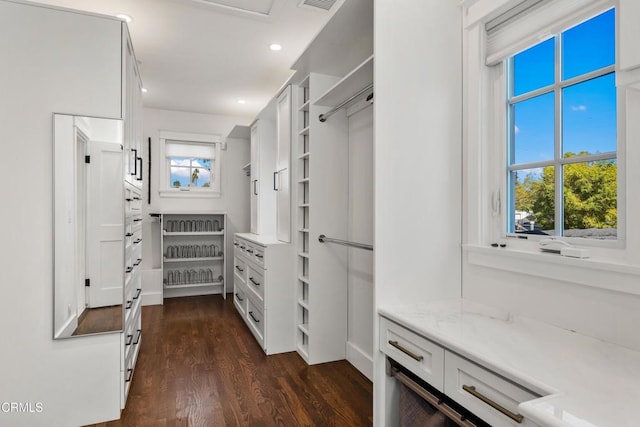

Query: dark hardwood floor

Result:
[73,305,123,336]
[91,295,373,427]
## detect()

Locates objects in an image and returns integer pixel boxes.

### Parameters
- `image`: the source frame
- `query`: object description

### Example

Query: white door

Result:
[86,138,124,308]
[250,122,259,234]
[276,87,292,242]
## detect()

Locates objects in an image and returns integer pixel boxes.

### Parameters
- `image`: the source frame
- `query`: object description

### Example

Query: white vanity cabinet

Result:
[250,120,277,235]
[233,233,295,354]
[379,316,542,427]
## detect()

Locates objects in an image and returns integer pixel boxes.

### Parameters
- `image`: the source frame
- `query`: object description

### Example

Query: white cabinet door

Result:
[250,122,260,234]
[87,140,124,308]
[276,87,292,242]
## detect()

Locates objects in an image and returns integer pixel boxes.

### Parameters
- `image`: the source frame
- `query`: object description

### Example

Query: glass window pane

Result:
[170,166,191,188]
[511,167,555,235]
[512,92,555,164]
[193,158,211,169]
[563,160,617,238]
[562,9,615,80]
[513,38,554,97]
[562,74,616,157]
[191,167,212,188]
[169,157,190,166]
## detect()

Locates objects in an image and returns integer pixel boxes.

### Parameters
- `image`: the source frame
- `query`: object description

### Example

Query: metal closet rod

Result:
[318,234,373,251]
[318,83,374,123]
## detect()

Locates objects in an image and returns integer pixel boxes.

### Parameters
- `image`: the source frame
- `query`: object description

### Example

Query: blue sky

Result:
[511,8,616,165]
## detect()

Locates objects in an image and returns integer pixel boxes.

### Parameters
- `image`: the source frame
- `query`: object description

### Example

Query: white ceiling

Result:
[29,0,341,120]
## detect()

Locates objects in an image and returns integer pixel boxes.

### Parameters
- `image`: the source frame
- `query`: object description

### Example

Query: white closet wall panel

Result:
[347,104,374,381]
[0,2,123,425]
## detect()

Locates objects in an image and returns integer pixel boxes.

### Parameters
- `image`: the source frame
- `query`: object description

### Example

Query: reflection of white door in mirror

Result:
[54,114,124,339]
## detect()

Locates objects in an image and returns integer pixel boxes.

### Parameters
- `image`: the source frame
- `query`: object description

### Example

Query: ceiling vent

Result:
[298,0,338,11]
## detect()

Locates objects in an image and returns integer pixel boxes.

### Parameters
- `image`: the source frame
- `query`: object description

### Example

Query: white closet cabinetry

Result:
[122,183,143,406]
[276,86,293,242]
[161,213,227,299]
[233,233,295,354]
[123,26,143,189]
[250,120,277,235]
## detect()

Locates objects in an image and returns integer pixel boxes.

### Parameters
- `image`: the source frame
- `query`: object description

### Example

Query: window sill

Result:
[159,189,221,199]
[463,244,640,296]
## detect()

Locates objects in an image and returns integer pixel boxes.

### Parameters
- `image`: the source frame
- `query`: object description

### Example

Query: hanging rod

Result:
[318,83,374,123]
[318,234,373,251]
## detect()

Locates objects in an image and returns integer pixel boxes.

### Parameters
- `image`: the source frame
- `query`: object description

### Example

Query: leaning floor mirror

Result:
[53,114,124,339]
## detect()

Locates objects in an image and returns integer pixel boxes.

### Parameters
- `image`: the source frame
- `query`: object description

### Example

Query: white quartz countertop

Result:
[234,233,287,246]
[378,299,640,427]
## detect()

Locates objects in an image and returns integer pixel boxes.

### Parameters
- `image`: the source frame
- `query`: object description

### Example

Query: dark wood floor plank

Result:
[89,295,373,427]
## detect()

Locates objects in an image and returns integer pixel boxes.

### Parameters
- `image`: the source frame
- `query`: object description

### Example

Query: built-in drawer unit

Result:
[246,297,265,346]
[233,233,295,355]
[233,280,247,317]
[444,352,541,427]
[246,265,265,303]
[380,314,543,427]
[379,316,445,391]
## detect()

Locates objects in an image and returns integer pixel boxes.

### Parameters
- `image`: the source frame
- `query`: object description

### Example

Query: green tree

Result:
[514,152,617,231]
[173,180,181,188]
[191,168,200,186]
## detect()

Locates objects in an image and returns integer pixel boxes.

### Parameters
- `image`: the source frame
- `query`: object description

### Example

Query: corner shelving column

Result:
[296,76,311,360]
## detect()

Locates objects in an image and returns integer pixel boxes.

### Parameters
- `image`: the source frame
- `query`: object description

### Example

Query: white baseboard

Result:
[346,341,373,381]
[142,291,163,306]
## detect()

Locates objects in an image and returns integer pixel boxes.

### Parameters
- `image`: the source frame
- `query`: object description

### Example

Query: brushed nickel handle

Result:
[388,340,423,361]
[462,385,524,423]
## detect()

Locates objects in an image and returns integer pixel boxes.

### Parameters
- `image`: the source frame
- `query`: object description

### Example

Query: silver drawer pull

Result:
[462,385,524,423]
[388,340,423,361]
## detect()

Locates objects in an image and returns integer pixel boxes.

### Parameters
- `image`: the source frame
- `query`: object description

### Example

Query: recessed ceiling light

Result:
[141,87,148,93]
[269,43,282,51]
[237,99,246,104]
[115,13,133,23]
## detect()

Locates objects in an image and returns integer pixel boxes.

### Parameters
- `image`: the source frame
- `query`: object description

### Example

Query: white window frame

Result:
[504,11,618,240]
[158,131,222,198]
[462,0,640,293]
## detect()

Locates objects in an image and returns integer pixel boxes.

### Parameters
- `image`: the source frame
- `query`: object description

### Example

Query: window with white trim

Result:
[158,131,221,197]
[496,4,619,241]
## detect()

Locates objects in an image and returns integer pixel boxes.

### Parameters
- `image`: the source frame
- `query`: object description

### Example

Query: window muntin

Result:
[507,9,617,239]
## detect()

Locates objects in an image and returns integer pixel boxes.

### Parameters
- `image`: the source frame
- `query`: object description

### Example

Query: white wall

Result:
[141,107,251,303]
[0,2,123,425]
[347,103,374,380]
[461,0,640,353]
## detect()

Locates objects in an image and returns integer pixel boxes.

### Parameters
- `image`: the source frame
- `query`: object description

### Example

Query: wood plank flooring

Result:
[91,295,373,427]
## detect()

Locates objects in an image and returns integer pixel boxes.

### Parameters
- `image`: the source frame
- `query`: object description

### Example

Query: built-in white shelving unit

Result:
[160,213,227,299]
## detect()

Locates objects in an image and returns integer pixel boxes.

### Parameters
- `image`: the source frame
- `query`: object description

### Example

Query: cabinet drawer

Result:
[379,316,445,391]
[246,265,264,303]
[246,298,265,348]
[234,257,246,284]
[233,280,247,317]
[444,351,541,427]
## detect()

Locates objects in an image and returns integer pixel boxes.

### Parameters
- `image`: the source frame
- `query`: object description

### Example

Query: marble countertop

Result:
[378,299,640,427]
